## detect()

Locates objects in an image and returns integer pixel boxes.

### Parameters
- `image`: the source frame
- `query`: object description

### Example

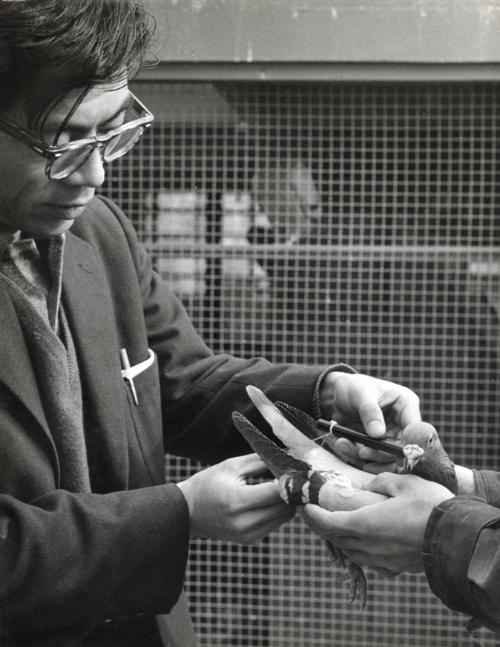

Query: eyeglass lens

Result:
[103,125,144,161]
[49,125,145,179]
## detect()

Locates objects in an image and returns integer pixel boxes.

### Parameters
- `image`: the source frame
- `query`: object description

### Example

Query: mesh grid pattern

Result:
[102,81,500,647]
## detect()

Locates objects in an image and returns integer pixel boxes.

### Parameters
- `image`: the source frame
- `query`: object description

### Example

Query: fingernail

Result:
[367,421,385,437]
[358,446,371,459]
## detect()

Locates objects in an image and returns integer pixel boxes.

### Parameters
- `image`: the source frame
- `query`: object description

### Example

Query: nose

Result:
[60,146,106,188]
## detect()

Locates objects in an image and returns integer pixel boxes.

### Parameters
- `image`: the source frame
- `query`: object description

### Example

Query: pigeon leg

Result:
[325,540,367,611]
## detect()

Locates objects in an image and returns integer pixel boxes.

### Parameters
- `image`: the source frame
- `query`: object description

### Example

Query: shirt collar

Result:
[0,230,40,261]
[0,229,65,262]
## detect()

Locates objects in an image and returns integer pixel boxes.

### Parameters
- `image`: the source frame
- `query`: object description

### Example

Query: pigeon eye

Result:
[427,437,434,446]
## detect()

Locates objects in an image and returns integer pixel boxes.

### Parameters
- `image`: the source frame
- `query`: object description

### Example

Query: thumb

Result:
[303,503,351,535]
[364,472,405,497]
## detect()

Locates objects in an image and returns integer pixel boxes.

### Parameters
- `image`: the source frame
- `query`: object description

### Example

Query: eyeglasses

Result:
[0,92,154,180]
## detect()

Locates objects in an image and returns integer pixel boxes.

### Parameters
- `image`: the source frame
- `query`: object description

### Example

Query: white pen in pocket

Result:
[119,348,155,406]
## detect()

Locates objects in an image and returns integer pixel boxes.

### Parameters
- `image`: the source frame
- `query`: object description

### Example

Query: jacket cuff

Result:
[422,496,500,621]
[474,470,500,508]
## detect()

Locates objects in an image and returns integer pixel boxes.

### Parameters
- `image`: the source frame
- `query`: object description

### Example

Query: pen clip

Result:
[120,348,139,406]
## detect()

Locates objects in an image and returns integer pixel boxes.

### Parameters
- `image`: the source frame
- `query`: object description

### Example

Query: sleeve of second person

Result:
[422,484,500,634]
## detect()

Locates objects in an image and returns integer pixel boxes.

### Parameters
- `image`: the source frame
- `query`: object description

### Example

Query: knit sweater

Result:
[0,233,91,492]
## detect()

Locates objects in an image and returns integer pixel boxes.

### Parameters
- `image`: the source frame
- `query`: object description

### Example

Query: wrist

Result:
[319,371,340,418]
[177,479,199,539]
[318,366,355,419]
[454,465,475,495]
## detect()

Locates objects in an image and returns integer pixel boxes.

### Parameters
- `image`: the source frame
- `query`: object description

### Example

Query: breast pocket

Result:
[121,348,164,484]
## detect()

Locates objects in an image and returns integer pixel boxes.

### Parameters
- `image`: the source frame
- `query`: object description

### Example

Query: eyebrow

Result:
[44,95,132,136]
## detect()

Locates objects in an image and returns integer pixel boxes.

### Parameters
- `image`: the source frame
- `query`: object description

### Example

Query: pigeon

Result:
[232,386,387,610]
[402,422,458,494]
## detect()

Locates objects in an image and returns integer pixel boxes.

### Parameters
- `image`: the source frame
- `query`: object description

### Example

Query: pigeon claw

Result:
[347,562,367,611]
[325,541,367,611]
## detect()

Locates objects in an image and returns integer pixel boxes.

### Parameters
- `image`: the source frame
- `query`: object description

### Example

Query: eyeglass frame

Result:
[0,92,154,179]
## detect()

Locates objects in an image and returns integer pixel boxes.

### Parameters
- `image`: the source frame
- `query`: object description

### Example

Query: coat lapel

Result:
[62,232,129,489]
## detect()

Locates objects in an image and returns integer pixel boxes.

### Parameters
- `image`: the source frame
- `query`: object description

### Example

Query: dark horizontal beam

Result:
[136,62,500,83]
[144,242,499,259]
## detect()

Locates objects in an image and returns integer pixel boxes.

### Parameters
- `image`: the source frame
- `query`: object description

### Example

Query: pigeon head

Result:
[401,422,440,472]
[401,422,457,493]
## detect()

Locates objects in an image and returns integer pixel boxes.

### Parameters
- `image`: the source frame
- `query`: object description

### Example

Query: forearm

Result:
[162,355,339,463]
[129,203,334,462]
[0,485,189,640]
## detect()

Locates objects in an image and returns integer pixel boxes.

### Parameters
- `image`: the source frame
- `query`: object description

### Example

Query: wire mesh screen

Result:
[102,81,500,647]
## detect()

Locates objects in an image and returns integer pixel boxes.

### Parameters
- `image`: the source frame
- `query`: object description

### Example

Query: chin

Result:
[26,208,85,238]
[25,219,76,239]
[46,220,78,237]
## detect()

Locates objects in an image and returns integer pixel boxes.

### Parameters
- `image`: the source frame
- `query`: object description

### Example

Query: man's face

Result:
[0,80,130,238]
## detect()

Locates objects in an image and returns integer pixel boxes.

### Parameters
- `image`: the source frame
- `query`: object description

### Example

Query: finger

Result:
[358,446,397,463]
[395,391,422,429]
[362,461,398,475]
[242,509,296,544]
[303,504,359,538]
[254,502,296,522]
[334,437,356,458]
[228,453,270,477]
[302,503,335,531]
[236,503,295,534]
[242,480,284,508]
[333,438,364,469]
[382,422,403,440]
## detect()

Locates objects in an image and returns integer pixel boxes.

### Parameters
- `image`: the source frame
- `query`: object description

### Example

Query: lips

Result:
[50,203,87,209]
[42,203,88,223]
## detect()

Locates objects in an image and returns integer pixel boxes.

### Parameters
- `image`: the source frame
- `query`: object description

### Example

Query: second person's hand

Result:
[321,371,421,473]
[303,472,454,575]
[177,454,295,544]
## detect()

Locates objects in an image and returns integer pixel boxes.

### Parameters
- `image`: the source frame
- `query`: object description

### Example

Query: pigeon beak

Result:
[403,443,424,471]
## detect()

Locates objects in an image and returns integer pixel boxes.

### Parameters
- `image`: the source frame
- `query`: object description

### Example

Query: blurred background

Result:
[101,1,500,645]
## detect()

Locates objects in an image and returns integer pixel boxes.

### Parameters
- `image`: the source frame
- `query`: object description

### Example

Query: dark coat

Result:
[423,471,500,635]
[0,196,327,645]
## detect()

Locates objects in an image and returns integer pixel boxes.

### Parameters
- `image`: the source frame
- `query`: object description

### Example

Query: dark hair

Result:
[0,0,155,111]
